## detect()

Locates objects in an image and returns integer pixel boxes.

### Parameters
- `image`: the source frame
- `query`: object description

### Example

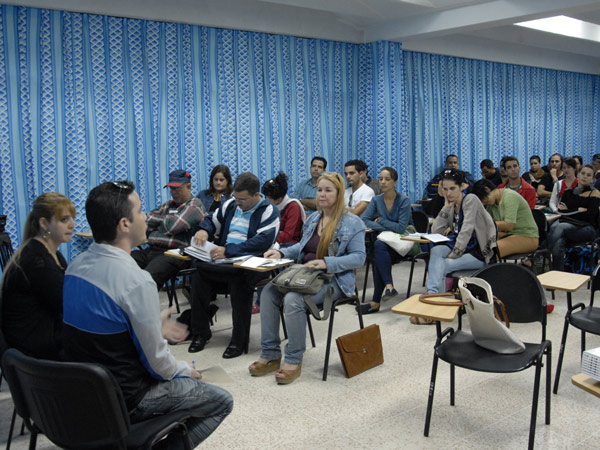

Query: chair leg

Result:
[407,260,416,297]
[424,353,439,437]
[307,315,316,348]
[279,308,288,340]
[581,330,586,355]
[422,260,428,287]
[552,316,570,394]
[450,364,455,406]
[322,306,337,381]
[28,430,37,450]
[355,297,364,329]
[528,357,544,450]
[361,259,371,304]
[545,347,552,425]
[7,407,16,450]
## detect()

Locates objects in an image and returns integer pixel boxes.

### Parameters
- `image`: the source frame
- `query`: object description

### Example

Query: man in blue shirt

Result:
[294,156,327,214]
[188,173,280,359]
[63,180,232,448]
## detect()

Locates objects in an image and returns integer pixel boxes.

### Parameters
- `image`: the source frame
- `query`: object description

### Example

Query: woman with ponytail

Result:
[1,193,75,359]
[249,172,366,384]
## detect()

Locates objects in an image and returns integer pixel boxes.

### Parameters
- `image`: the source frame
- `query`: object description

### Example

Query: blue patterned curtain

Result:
[404,51,600,200]
[0,6,404,259]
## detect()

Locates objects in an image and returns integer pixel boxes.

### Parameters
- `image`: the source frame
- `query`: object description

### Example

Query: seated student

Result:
[537,153,564,203]
[262,172,305,245]
[549,157,578,213]
[1,193,75,360]
[343,159,375,216]
[498,156,537,208]
[131,169,206,290]
[248,172,365,384]
[62,181,232,447]
[480,159,503,186]
[423,154,475,217]
[187,172,280,358]
[295,156,327,215]
[548,165,600,271]
[362,164,382,195]
[196,164,233,213]
[593,154,600,190]
[523,155,545,191]
[417,169,497,325]
[470,179,539,258]
[358,167,413,314]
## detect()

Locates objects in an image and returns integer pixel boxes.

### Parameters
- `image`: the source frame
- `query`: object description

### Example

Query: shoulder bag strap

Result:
[418,292,465,306]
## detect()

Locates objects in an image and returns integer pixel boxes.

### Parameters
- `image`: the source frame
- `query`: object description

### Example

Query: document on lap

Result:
[181,238,251,264]
[404,232,450,243]
[240,256,294,269]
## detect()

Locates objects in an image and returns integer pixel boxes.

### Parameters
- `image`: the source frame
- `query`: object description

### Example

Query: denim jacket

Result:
[281,212,366,297]
[196,189,232,213]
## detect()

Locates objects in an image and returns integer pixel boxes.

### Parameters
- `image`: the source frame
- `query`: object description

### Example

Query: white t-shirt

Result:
[344,183,375,211]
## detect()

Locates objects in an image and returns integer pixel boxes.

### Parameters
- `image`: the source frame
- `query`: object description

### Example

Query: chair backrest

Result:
[473,263,546,325]
[1,348,131,449]
[411,210,430,233]
[590,264,600,307]
[0,233,14,273]
[530,209,548,246]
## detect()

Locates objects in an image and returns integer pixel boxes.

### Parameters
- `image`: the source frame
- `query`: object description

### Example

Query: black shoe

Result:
[222,344,245,359]
[381,288,399,302]
[188,335,210,353]
[356,302,380,315]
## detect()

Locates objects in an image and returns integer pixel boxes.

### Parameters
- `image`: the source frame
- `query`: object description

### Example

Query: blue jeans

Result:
[426,245,485,294]
[371,240,404,303]
[130,378,233,449]
[259,280,343,364]
[548,221,597,271]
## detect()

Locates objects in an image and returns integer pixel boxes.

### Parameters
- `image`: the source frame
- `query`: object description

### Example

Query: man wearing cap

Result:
[132,169,206,290]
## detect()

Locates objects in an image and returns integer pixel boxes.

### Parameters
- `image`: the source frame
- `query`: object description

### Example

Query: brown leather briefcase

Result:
[335,324,383,378]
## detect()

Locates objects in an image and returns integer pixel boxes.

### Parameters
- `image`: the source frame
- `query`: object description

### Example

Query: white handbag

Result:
[458,277,526,354]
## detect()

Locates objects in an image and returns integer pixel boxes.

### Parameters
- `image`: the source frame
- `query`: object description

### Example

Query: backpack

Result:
[564,245,598,275]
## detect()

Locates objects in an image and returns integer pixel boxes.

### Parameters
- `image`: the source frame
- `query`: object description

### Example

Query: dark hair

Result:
[581,164,595,173]
[344,159,367,173]
[262,172,288,200]
[469,179,497,200]
[380,166,398,182]
[207,165,233,195]
[530,155,541,163]
[311,156,327,170]
[445,154,458,163]
[86,180,135,243]
[563,157,577,171]
[502,156,519,169]
[573,155,583,166]
[593,154,600,162]
[233,172,260,195]
[549,153,563,165]
[480,159,494,169]
[440,168,465,186]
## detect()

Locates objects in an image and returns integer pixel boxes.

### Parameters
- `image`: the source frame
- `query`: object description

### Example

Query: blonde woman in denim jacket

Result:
[248,172,366,384]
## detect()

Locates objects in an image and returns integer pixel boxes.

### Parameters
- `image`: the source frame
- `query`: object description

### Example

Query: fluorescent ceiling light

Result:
[515,15,600,43]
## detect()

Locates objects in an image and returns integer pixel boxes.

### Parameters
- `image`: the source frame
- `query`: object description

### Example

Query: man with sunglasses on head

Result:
[424,154,475,217]
[131,169,206,290]
[63,181,233,448]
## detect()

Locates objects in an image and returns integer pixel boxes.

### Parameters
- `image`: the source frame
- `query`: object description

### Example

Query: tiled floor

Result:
[2,261,599,449]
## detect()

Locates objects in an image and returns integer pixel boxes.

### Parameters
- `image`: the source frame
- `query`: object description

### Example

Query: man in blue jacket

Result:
[188,172,280,358]
[63,180,232,448]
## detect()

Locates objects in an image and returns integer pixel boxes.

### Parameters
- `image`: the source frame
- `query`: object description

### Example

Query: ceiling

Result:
[3,0,600,74]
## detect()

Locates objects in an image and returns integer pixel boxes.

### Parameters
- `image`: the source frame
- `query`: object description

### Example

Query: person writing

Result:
[1,193,75,360]
[248,172,366,384]
[358,167,413,314]
[416,169,497,324]
[548,164,600,271]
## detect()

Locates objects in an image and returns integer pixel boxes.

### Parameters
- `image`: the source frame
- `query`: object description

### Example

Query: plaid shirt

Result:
[146,197,206,248]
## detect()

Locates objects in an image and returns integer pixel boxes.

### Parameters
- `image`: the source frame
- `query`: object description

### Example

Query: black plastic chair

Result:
[305,292,364,381]
[424,263,551,450]
[1,348,193,450]
[553,264,600,394]
[166,267,196,313]
[501,209,551,272]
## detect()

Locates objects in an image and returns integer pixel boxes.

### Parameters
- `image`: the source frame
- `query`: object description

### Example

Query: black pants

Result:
[131,245,190,290]
[190,261,268,346]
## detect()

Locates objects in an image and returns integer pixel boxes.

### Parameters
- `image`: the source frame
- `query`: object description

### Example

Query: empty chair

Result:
[1,348,193,450]
[553,264,600,393]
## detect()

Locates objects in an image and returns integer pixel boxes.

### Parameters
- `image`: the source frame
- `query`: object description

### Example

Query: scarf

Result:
[529,168,545,181]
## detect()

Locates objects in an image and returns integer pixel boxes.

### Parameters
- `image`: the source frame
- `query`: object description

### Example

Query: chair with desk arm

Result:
[500,208,551,273]
[553,263,600,394]
[423,263,551,450]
